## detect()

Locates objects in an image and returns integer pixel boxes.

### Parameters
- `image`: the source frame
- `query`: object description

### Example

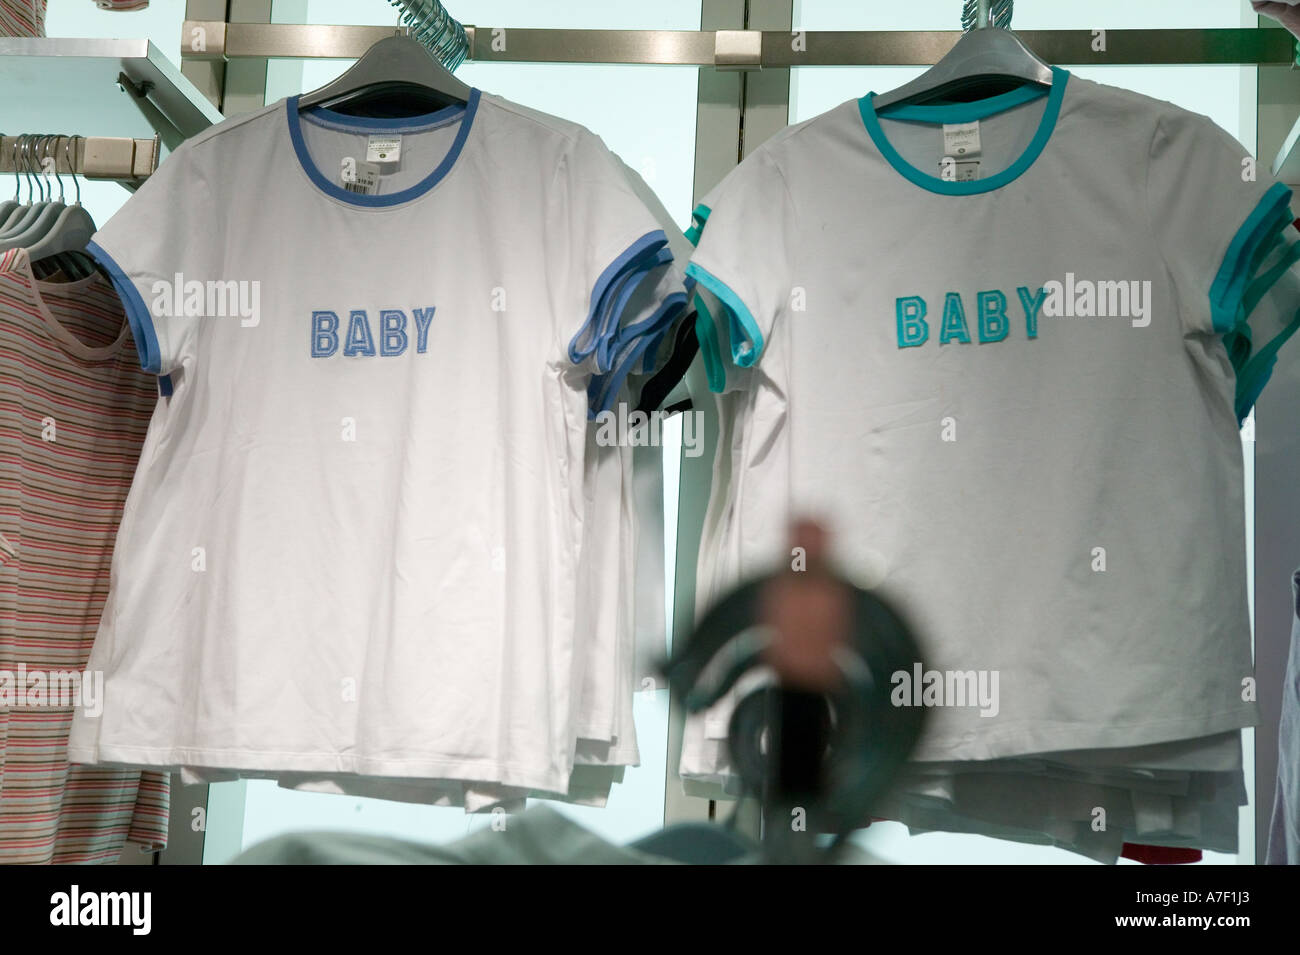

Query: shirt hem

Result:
[66,744,571,796]
[907,709,1258,764]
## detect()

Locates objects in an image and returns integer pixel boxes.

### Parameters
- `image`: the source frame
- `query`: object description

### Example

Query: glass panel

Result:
[33,5,190,240]
[201,0,702,862]
[789,0,1257,865]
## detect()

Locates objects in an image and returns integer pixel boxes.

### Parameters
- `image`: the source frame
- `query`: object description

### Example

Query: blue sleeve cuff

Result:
[587,293,689,418]
[652,276,700,376]
[635,289,690,364]
[607,249,676,342]
[590,297,691,420]
[593,246,675,370]
[568,230,669,372]
[86,239,163,375]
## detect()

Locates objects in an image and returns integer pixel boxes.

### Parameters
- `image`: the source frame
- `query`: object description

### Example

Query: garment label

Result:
[938,158,981,182]
[942,121,982,158]
[343,160,381,195]
[366,135,402,163]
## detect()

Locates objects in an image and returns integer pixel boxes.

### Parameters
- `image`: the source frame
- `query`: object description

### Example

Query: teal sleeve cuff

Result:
[1210,182,1293,335]
[693,294,727,394]
[682,261,764,368]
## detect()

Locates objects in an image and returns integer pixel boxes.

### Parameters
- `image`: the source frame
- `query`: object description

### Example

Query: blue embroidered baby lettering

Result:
[311,311,339,357]
[413,307,435,354]
[380,310,408,356]
[310,307,435,357]
[344,310,376,357]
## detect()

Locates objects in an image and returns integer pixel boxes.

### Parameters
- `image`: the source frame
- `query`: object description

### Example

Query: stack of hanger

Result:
[390,0,470,72]
[0,135,100,280]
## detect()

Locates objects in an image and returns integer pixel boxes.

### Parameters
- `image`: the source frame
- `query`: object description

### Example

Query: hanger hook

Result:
[28,135,42,202]
[38,134,55,202]
[36,135,53,203]
[66,135,82,206]
[22,135,41,203]
[6,136,17,203]
[47,134,62,202]
[962,0,1013,32]
[48,135,66,203]
[16,135,28,202]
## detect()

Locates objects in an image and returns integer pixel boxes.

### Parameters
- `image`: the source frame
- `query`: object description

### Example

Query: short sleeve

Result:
[1147,110,1295,340]
[608,153,697,382]
[586,260,690,417]
[685,210,753,396]
[554,130,678,381]
[685,149,796,372]
[85,141,208,378]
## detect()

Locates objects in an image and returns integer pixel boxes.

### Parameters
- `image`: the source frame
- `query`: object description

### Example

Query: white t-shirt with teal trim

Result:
[683,69,1299,770]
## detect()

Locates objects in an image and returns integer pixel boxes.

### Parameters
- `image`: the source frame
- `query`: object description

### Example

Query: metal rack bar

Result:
[181,22,1296,67]
[0,135,160,181]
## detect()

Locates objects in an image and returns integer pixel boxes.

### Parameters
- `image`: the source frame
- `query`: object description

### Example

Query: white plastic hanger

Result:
[297,33,470,116]
[0,136,47,238]
[873,0,1052,111]
[0,137,22,226]
[26,137,98,265]
[0,137,64,254]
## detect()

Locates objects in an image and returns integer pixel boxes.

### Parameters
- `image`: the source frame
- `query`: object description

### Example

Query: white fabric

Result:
[879,766,1245,864]
[677,71,1300,859]
[176,153,689,809]
[684,71,1285,766]
[68,91,684,795]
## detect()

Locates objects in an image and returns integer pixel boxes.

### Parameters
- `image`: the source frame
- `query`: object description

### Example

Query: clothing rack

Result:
[160,1,1300,867]
[0,134,160,182]
[180,22,1296,69]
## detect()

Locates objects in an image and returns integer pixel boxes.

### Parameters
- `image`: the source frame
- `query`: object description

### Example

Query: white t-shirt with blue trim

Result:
[67,90,683,794]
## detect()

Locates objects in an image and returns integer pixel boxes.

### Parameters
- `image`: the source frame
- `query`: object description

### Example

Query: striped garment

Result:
[0,247,168,864]
[0,0,148,37]
[0,0,45,36]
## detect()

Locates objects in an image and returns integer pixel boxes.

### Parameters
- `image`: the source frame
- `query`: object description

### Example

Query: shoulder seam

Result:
[477,94,585,145]
[742,100,856,174]
[183,101,286,150]
[1143,113,1172,312]
[768,153,800,301]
